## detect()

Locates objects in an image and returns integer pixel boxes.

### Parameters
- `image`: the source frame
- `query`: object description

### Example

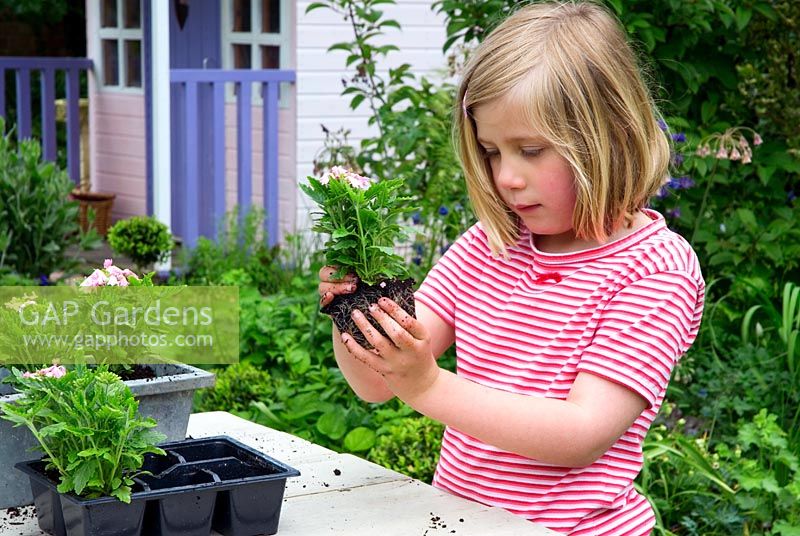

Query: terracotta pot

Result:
[69,190,116,236]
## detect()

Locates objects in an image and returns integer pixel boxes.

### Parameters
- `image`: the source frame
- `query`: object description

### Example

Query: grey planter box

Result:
[0,364,215,509]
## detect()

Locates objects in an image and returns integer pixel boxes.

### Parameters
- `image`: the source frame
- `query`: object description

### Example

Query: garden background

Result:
[1,1,799,534]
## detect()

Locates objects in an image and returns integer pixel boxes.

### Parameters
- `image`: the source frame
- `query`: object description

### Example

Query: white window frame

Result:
[221,0,291,107]
[96,0,144,93]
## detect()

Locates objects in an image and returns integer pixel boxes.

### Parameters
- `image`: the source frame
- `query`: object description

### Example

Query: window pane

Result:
[103,40,119,85]
[232,0,251,32]
[262,0,280,33]
[233,44,251,69]
[125,40,142,87]
[123,0,141,28]
[261,45,280,69]
[101,0,117,28]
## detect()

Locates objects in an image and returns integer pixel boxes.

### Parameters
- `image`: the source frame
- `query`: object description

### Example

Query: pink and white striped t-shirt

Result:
[415,209,704,535]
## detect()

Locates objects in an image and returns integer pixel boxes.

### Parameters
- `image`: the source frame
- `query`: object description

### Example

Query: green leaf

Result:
[316,410,347,440]
[286,348,311,374]
[110,485,132,504]
[343,427,376,452]
[735,7,753,31]
[72,460,96,495]
[736,208,758,232]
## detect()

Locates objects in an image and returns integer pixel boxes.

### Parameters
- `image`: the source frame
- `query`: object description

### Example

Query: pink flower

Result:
[23,365,67,379]
[81,269,109,287]
[346,173,372,190]
[715,147,729,159]
[753,133,763,146]
[80,260,142,287]
[321,166,373,190]
[730,147,741,161]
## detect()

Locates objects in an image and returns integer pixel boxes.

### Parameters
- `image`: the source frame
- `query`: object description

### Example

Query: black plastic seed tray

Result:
[15,435,300,536]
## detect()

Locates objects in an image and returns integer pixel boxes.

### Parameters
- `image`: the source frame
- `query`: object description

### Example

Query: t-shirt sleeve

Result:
[414,225,483,327]
[577,271,704,407]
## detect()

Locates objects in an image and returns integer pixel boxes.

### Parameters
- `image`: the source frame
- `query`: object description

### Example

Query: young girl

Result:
[319,1,704,534]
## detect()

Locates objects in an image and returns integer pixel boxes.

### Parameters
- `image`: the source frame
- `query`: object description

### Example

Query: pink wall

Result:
[88,92,148,222]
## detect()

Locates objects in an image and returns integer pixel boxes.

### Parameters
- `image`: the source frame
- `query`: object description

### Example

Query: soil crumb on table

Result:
[0,505,36,532]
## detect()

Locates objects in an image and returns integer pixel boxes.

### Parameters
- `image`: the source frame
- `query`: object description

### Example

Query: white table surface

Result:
[0,411,557,535]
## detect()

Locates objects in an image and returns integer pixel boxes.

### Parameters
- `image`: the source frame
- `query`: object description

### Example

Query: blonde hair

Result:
[455,0,671,256]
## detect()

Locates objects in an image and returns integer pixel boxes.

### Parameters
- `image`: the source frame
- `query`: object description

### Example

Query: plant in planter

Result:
[0,260,215,509]
[2,365,297,536]
[107,216,174,274]
[0,364,167,503]
[300,166,416,348]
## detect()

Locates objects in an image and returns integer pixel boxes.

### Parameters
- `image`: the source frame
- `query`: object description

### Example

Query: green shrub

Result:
[107,216,174,271]
[0,118,92,278]
[368,415,444,483]
[193,362,274,417]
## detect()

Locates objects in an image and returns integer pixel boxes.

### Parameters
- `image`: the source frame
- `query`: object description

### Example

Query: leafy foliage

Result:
[367,414,444,483]
[0,365,166,503]
[174,208,301,295]
[301,168,414,285]
[0,118,98,279]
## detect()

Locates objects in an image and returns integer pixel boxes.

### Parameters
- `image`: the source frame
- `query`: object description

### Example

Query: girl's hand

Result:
[342,297,440,404]
[318,265,357,308]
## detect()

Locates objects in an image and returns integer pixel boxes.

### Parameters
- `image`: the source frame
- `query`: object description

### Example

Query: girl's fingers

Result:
[341,332,386,374]
[367,303,415,349]
[319,280,357,298]
[319,265,358,284]
[350,309,391,353]
[377,298,425,340]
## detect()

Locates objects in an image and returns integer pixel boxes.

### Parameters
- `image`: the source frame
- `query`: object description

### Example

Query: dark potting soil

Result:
[115,364,157,381]
[321,278,416,349]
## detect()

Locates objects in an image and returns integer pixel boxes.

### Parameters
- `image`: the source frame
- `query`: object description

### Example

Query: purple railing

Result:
[170,69,295,249]
[0,57,93,184]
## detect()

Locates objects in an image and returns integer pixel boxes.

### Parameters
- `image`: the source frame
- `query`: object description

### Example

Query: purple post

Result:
[16,69,31,139]
[236,82,252,219]
[212,82,226,235]
[183,81,200,249]
[262,82,279,247]
[40,69,57,161]
[0,70,5,120]
[65,68,81,185]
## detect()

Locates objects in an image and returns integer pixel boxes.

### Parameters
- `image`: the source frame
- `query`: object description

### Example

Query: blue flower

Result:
[657,119,668,132]
[39,274,50,286]
[672,152,684,167]
[678,176,695,189]
[671,132,686,143]
[412,257,422,266]
[440,243,451,255]
[666,207,681,219]
[413,242,424,255]
[656,187,669,199]
[438,206,449,216]
[411,211,421,224]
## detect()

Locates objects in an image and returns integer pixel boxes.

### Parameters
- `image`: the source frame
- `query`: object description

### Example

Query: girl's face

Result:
[472,95,579,252]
